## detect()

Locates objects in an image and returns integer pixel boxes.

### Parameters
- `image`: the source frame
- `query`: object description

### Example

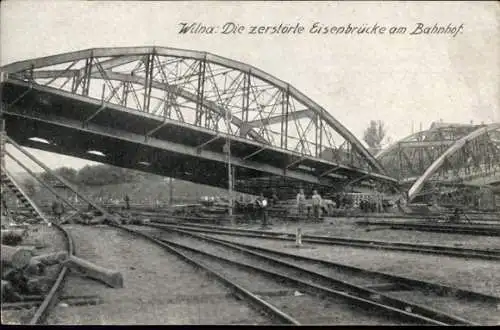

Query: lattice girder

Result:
[2,47,387,177]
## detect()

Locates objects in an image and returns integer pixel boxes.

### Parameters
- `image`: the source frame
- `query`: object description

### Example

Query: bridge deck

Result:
[2,80,396,195]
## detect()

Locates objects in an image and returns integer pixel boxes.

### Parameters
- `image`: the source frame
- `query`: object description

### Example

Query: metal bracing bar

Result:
[408,123,500,201]
[243,109,313,129]
[5,151,78,211]
[90,70,269,144]
[121,81,129,107]
[94,60,124,105]
[397,140,455,148]
[143,54,153,113]
[195,58,206,126]
[196,135,221,150]
[243,146,267,160]
[5,136,111,217]
[242,71,250,130]
[83,103,106,126]
[145,119,169,138]
[344,174,370,187]
[319,166,342,177]
[286,156,306,169]
[315,114,319,157]
[82,56,93,96]
[42,60,79,87]
[284,86,290,149]
[400,150,416,176]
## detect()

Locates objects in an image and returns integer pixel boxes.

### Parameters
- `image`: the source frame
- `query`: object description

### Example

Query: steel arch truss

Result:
[404,124,500,202]
[376,123,483,182]
[1,47,386,178]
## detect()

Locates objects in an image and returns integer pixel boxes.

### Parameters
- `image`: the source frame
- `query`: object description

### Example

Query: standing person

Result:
[296,189,306,217]
[255,193,269,228]
[311,190,322,221]
[51,198,65,223]
[124,194,130,210]
[271,189,279,207]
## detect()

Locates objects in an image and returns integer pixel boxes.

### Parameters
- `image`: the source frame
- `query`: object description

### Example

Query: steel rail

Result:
[138,226,468,325]
[108,223,300,325]
[28,222,74,324]
[148,221,500,260]
[1,170,74,324]
[150,225,483,325]
[356,222,500,236]
[184,231,500,304]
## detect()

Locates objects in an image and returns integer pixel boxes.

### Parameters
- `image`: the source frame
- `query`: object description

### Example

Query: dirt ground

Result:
[46,225,268,325]
[3,219,498,325]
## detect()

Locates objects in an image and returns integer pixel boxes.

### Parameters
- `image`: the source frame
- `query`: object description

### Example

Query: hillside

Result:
[26,175,245,207]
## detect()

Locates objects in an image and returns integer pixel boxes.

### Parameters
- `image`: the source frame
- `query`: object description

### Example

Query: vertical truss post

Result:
[196,58,206,127]
[122,81,129,107]
[82,56,93,96]
[165,92,173,119]
[349,143,353,165]
[71,73,78,93]
[319,118,323,158]
[241,71,250,135]
[143,54,153,113]
[282,85,290,150]
[28,64,35,86]
[315,114,320,157]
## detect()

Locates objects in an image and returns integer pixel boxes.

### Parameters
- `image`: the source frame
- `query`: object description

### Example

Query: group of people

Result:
[234,191,279,228]
[296,189,323,220]
[233,188,324,227]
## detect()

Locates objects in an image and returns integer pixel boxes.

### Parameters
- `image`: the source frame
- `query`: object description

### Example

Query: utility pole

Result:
[224,110,234,220]
[1,71,5,171]
[169,177,173,206]
[1,118,5,171]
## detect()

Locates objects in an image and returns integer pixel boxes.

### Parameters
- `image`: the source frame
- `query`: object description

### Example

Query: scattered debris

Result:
[64,255,124,289]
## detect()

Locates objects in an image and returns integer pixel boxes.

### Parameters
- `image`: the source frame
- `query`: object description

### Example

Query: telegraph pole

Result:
[225,110,233,220]
[1,71,5,171]
[169,177,173,206]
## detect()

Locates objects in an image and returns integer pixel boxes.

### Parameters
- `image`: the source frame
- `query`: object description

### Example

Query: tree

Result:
[363,120,387,153]
[40,167,77,183]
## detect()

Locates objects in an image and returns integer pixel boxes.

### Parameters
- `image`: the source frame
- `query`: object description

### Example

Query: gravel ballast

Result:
[46,225,268,325]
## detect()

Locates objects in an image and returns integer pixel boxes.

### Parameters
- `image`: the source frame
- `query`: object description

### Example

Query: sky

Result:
[1,1,499,170]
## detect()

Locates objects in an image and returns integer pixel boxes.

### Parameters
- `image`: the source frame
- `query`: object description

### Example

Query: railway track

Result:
[145,221,500,260]
[123,223,499,325]
[120,206,500,223]
[112,223,459,325]
[1,171,74,324]
[26,223,74,324]
[356,221,500,236]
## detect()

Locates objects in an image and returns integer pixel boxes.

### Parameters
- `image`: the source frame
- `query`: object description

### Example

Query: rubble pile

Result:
[1,229,68,302]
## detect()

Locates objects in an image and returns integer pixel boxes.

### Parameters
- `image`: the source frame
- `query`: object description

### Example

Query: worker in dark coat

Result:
[124,194,130,210]
[51,198,65,222]
[255,193,269,228]
[270,189,279,207]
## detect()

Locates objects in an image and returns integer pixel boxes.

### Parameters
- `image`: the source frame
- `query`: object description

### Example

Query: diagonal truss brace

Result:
[286,156,306,169]
[5,151,79,212]
[5,135,113,220]
[196,135,222,152]
[145,119,170,140]
[243,146,267,160]
[319,166,342,177]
